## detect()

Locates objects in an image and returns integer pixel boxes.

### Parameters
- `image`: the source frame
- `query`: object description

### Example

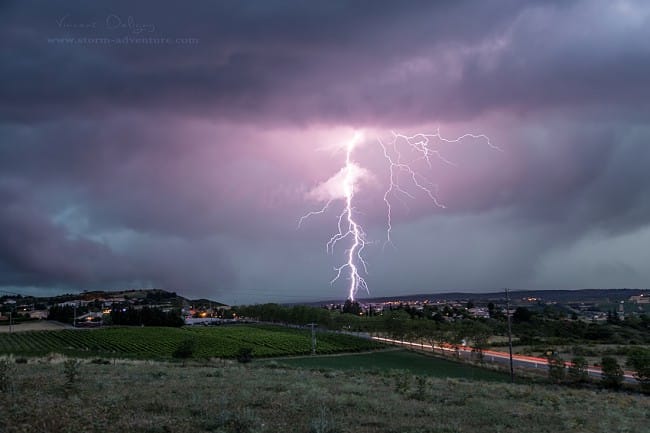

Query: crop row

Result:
[0,325,382,359]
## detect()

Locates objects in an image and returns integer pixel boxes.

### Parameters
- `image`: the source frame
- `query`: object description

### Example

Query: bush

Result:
[63,359,81,387]
[236,347,253,364]
[393,372,410,395]
[600,357,623,389]
[412,375,428,400]
[172,339,196,364]
[0,358,14,393]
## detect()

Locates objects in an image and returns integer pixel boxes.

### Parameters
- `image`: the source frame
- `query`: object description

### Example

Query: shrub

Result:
[172,339,196,364]
[0,358,14,393]
[63,359,81,386]
[393,372,410,395]
[412,375,428,400]
[236,347,253,364]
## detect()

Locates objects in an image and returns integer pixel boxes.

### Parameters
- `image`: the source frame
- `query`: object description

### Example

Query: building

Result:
[629,294,650,304]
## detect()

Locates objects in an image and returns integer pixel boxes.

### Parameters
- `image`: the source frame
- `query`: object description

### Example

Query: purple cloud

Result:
[2,0,650,302]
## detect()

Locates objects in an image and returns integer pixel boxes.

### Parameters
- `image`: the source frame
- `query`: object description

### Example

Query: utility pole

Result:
[8,311,12,333]
[73,303,77,328]
[505,288,514,383]
[307,323,317,355]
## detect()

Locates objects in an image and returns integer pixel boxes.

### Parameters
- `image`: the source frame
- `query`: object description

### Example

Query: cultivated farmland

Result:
[0,325,383,359]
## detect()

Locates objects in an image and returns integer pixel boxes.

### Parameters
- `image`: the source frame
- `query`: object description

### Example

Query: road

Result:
[370,336,637,383]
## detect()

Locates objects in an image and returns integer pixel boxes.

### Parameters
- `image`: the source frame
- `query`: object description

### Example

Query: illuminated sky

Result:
[2,1,650,304]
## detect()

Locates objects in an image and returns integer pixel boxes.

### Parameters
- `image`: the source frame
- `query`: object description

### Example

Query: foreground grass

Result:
[1,359,648,433]
[0,325,383,359]
[271,349,512,383]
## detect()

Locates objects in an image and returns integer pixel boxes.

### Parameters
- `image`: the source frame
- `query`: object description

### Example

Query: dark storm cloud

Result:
[1,0,583,124]
[0,180,238,291]
[1,0,650,300]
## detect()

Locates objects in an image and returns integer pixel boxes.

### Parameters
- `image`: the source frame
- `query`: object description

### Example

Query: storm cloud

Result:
[1,0,650,303]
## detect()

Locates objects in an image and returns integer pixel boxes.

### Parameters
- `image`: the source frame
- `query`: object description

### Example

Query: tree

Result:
[383,310,410,342]
[547,352,566,383]
[342,299,362,315]
[626,347,650,393]
[607,310,620,324]
[423,322,448,356]
[513,307,533,323]
[463,321,491,363]
[568,356,589,384]
[601,357,624,389]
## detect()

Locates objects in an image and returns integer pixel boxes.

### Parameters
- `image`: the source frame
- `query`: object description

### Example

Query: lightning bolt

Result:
[299,131,368,301]
[380,128,499,248]
[300,128,497,302]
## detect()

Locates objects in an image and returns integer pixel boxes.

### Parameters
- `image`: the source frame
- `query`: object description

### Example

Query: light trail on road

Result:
[371,336,637,383]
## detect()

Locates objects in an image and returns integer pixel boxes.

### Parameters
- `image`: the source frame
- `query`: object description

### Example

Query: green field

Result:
[272,349,512,382]
[0,325,383,359]
[2,360,648,433]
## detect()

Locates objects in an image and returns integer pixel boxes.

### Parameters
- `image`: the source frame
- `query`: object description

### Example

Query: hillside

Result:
[1,288,226,311]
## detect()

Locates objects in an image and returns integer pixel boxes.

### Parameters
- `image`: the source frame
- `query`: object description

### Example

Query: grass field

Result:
[272,349,512,382]
[0,325,383,359]
[1,359,648,433]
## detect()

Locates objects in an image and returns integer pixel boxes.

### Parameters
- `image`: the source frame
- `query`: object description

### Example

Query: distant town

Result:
[0,289,230,328]
[325,288,649,322]
[1,288,647,328]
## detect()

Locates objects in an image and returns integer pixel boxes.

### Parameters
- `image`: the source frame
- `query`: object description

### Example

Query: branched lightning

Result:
[380,128,499,248]
[299,132,368,301]
[300,127,497,301]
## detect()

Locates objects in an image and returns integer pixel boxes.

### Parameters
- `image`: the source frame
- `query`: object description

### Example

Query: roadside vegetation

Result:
[235,302,650,391]
[1,357,648,433]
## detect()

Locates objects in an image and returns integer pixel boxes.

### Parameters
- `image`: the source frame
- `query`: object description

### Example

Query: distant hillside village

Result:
[0,289,231,328]
[1,288,648,329]
[322,289,649,323]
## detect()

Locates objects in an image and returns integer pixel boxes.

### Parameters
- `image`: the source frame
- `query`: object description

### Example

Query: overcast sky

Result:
[2,0,650,304]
